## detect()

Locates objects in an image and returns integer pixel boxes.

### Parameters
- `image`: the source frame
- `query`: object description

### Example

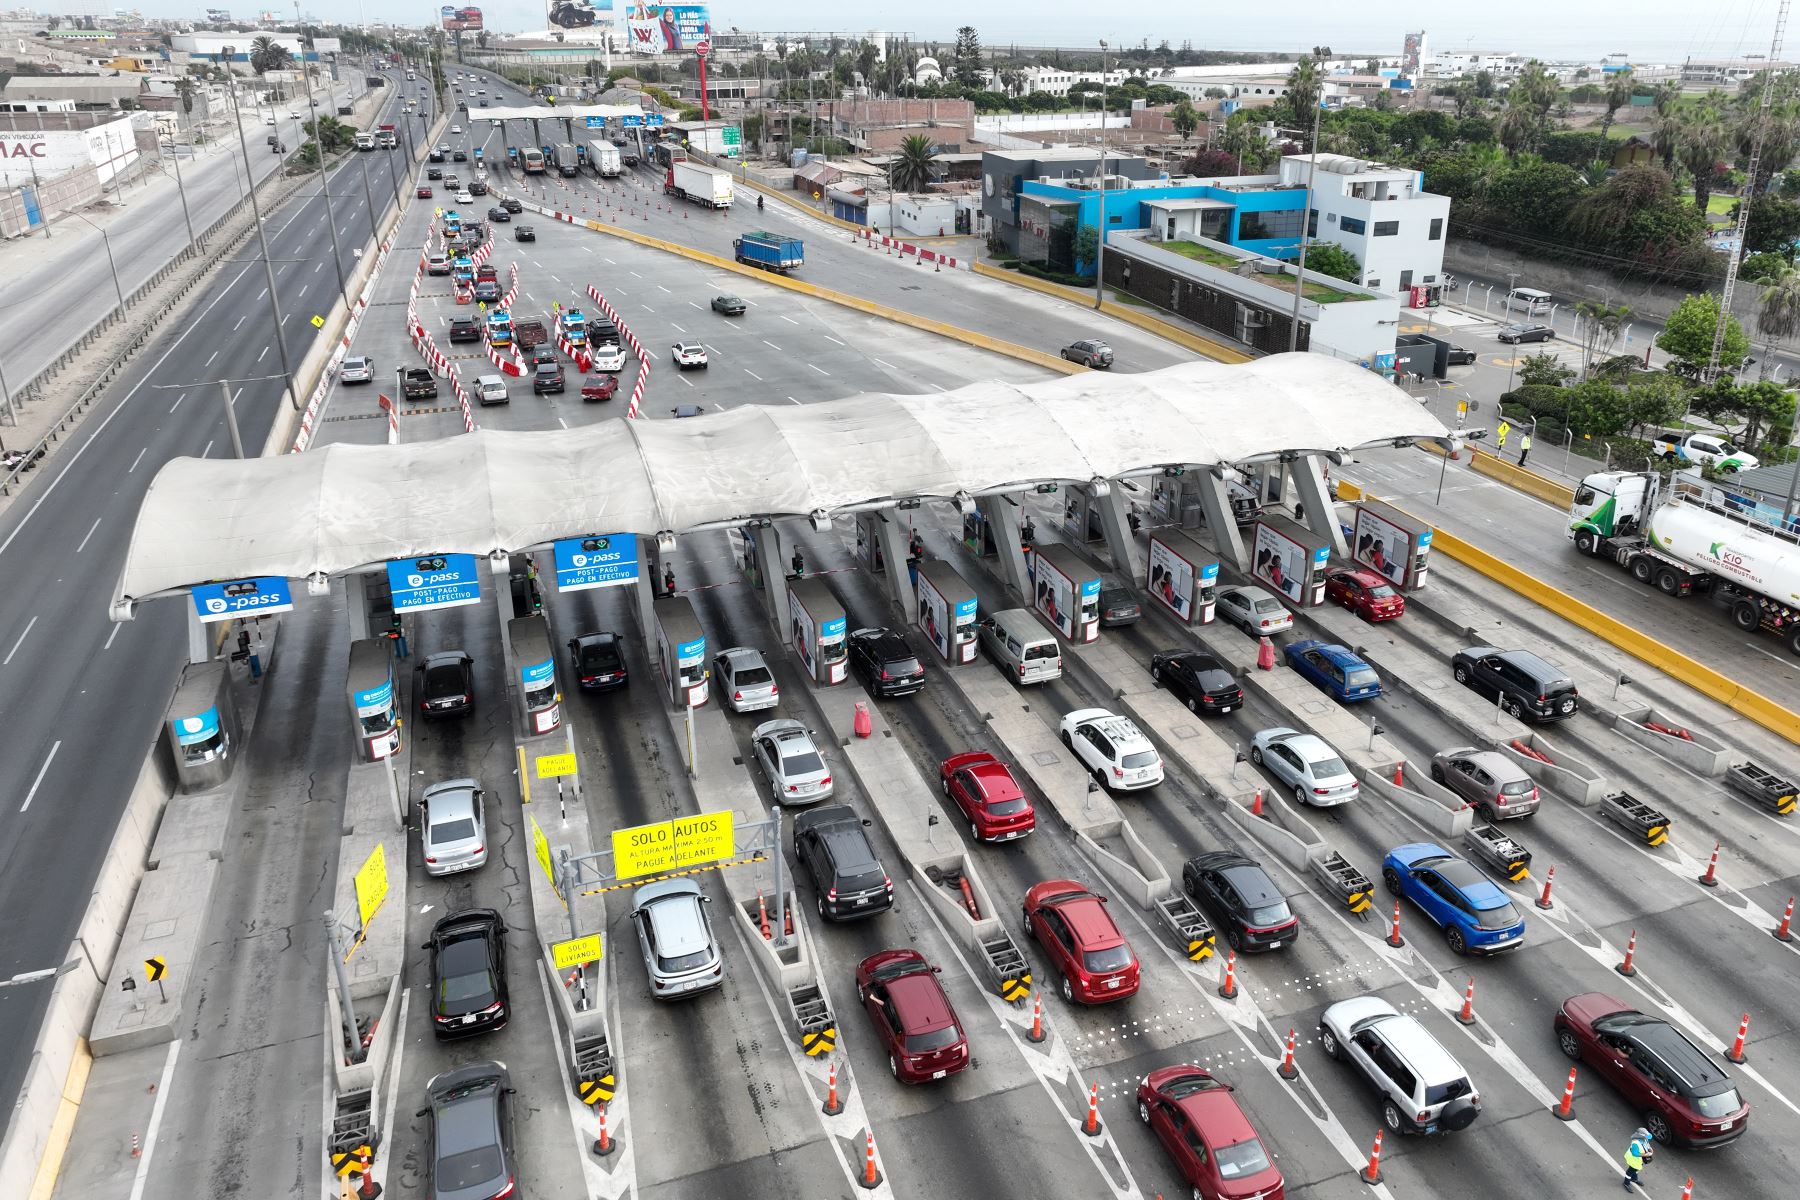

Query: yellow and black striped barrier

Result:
[999,972,1032,1002]
[801,1025,837,1056]
[577,1073,615,1105]
[1187,933,1216,962]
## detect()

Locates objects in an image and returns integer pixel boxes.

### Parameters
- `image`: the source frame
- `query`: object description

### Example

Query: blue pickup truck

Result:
[733,231,804,274]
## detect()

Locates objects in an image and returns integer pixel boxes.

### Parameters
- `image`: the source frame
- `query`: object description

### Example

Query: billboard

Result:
[1032,554,1075,640]
[0,118,137,186]
[1147,536,1195,622]
[205,7,231,21]
[313,36,342,53]
[440,5,485,30]
[548,0,612,30]
[1251,522,1307,603]
[626,4,710,55]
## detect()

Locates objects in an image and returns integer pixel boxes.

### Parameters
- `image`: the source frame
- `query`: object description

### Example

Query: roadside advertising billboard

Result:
[440,5,485,31]
[313,37,342,53]
[547,0,611,30]
[1146,536,1195,622]
[1251,522,1307,604]
[626,4,710,55]
[205,8,232,22]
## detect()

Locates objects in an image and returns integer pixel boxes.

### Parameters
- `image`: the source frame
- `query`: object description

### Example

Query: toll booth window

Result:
[821,640,847,664]
[180,728,228,764]
[360,709,395,736]
[1198,585,1217,604]
[953,615,977,644]
[524,678,556,710]
[1079,594,1100,619]
[678,662,707,688]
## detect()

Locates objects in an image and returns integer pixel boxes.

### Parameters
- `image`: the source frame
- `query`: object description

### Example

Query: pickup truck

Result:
[513,318,548,350]
[1651,430,1759,473]
[401,368,438,400]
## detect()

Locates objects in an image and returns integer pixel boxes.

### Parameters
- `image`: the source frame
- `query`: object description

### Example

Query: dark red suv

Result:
[1137,1065,1286,1200]
[1023,880,1139,1004]
[939,751,1035,843]
[856,949,968,1084]
[1323,567,1405,622]
[1554,993,1749,1147]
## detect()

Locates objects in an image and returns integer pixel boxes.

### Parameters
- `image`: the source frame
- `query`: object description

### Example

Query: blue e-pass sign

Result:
[647,113,665,126]
[353,679,394,713]
[621,113,642,127]
[1201,561,1221,584]
[584,115,605,129]
[171,707,221,746]
[552,534,640,592]
[1080,577,1103,599]
[820,615,846,640]
[191,576,294,622]
[676,636,705,661]
[386,553,482,613]
[520,657,555,687]
[954,597,978,620]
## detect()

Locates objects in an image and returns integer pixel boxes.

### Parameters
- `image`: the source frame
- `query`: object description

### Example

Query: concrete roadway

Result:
[0,87,422,1149]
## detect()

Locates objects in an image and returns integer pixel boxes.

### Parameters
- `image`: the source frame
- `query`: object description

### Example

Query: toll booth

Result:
[961,508,998,557]
[1250,515,1332,608]
[915,561,978,664]
[506,616,562,737]
[854,512,888,574]
[1028,544,1102,644]
[509,553,543,616]
[347,638,402,762]
[1060,491,1105,544]
[787,577,848,686]
[653,595,710,706]
[1350,499,1435,591]
[1146,530,1222,626]
[164,661,241,792]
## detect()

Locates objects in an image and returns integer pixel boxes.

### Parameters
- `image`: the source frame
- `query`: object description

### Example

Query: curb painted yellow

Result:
[971,262,1251,363]
[1337,480,1800,745]
[27,1038,91,1200]
[568,214,1082,376]
[1467,450,1576,508]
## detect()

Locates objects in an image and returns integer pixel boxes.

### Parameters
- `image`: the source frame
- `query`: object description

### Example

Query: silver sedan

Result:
[714,646,779,713]
[750,718,833,804]
[1250,726,1359,807]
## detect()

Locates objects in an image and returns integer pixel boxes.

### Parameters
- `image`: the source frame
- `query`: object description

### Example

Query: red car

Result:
[855,949,969,1084]
[580,374,618,402]
[1022,880,1139,1004]
[1137,1065,1286,1200]
[416,185,433,198]
[1554,993,1749,1147]
[1323,567,1405,622]
[939,751,1036,843]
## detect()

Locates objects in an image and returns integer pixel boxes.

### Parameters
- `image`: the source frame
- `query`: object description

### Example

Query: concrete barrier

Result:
[1465,449,1576,508]
[1360,769,1475,839]
[332,760,407,999]
[969,262,1252,364]
[1220,801,1319,874]
[1074,820,1172,907]
[1614,705,1732,776]
[1495,731,1607,807]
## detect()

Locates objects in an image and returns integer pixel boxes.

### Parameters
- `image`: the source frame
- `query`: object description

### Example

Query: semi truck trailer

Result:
[665,160,733,208]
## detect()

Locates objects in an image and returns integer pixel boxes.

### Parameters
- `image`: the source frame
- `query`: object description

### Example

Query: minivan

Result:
[1450,645,1579,722]
[977,609,1062,685]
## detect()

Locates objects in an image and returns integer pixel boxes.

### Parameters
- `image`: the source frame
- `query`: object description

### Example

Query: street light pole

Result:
[224,52,300,410]
[1092,39,1109,311]
[69,211,127,313]
[299,12,353,310]
[1286,97,1323,352]
[161,138,200,250]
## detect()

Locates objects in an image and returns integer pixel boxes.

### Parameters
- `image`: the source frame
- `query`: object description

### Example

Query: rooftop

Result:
[1158,240,1363,305]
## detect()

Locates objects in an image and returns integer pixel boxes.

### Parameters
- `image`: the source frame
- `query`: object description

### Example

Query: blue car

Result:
[1383,843,1526,955]
[1284,640,1382,703]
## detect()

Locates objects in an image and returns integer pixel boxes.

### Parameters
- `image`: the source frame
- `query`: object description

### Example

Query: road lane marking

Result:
[205,351,219,366]
[743,368,762,381]
[128,447,147,474]
[657,285,670,293]
[126,1039,181,1200]
[762,339,781,351]
[4,615,38,665]
[808,363,830,376]
[20,740,59,812]
[823,335,844,345]
[314,262,323,274]
[233,315,247,331]
[76,517,102,554]
[202,439,214,457]
[679,374,693,387]
[688,301,702,309]
[873,358,896,369]
[103,622,123,650]
[257,345,269,363]
[169,393,186,414]
[780,315,799,325]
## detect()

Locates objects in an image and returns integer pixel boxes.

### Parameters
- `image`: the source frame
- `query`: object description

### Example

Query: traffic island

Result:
[1496,731,1606,807]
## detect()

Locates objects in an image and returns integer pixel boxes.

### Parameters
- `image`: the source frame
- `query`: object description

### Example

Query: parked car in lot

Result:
[631,878,723,999]
[1182,851,1299,953]
[671,341,709,369]
[1215,585,1293,636]
[1554,993,1750,1147]
[1061,338,1114,368]
[1060,708,1162,791]
[1450,645,1580,722]
[422,1062,518,1200]
[750,718,833,803]
[1284,639,1383,703]
[1497,322,1554,344]
[475,374,509,406]
[847,627,926,697]
[426,909,509,1038]
[1320,995,1481,1135]
[1136,1065,1287,1200]
[1148,649,1242,715]
[567,631,627,690]
[1430,747,1541,820]
[1324,566,1406,621]
[418,778,487,877]
[711,294,747,316]
[339,354,375,383]
[1250,727,1359,807]
[857,949,969,1083]
[580,374,617,402]
[417,650,474,717]
[1023,880,1139,1004]
[939,750,1036,843]
[1383,842,1527,955]
[795,804,893,920]
[713,646,778,712]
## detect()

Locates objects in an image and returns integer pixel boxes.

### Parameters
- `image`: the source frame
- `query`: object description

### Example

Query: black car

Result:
[487,206,511,222]
[1451,645,1580,722]
[417,650,474,719]
[447,316,482,344]
[513,225,536,242]
[428,149,445,163]
[427,166,443,179]
[531,345,558,368]
[532,361,565,394]
[794,805,894,921]
[422,1062,519,1200]
[1148,650,1243,715]
[847,627,926,697]
[1445,345,1477,366]
[1182,852,1300,954]
[711,294,747,316]
[452,149,467,161]
[1099,585,1140,627]
[568,632,628,690]
[425,909,509,1039]
[501,197,523,213]
[469,180,487,196]
[472,280,500,303]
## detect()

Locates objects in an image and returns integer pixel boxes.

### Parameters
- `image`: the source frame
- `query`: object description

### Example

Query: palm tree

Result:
[249,34,294,76]
[1678,105,1725,214]
[1599,65,1635,137]
[1217,111,1264,173]
[1651,81,1682,170]
[1575,300,1632,377]
[175,76,197,117]
[1285,55,1320,121]
[888,133,935,192]
[1756,265,1800,378]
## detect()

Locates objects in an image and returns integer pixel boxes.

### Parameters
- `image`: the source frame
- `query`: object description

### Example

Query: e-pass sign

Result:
[584,115,605,129]
[386,553,481,613]
[191,576,294,622]
[553,534,640,592]
[612,810,735,879]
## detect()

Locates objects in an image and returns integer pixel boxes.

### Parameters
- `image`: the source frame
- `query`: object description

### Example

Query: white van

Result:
[1504,287,1552,316]
[977,609,1062,685]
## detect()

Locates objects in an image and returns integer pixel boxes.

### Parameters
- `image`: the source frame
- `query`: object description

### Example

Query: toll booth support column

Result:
[1198,475,1249,572]
[345,573,371,642]
[978,495,1031,601]
[874,510,918,625]
[493,555,519,682]
[186,607,211,665]
[1291,455,1348,559]
[632,563,658,647]
[748,525,792,642]
[1094,489,1142,583]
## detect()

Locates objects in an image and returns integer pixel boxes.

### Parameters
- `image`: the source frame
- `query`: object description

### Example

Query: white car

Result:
[1216,585,1294,637]
[1059,708,1163,791]
[474,374,509,405]
[589,346,627,372]
[1250,727,1359,807]
[714,647,779,712]
[288,111,301,120]
[339,355,374,383]
[426,253,451,276]
[456,189,474,204]
[451,123,463,134]
[671,341,709,370]
[264,114,276,125]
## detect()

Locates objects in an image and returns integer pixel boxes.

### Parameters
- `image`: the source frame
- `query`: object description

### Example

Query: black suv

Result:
[1450,645,1579,722]
[1182,851,1300,953]
[568,632,627,690]
[794,805,894,921]
[847,627,925,698]
[514,225,536,242]
[416,650,474,719]
[428,149,445,162]
[448,316,481,344]
[501,196,524,213]
[426,909,509,1039]
[469,179,488,196]
[532,362,565,394]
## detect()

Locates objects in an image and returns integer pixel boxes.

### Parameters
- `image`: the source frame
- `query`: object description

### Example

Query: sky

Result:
[149,0,1787,65]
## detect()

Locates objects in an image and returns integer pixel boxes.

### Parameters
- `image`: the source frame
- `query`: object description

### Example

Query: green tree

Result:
[1497,61,1559,154]
[1575,301,1633,377]
[1742,250,1790,282]
[249,34,294,75]
[175,76,196,116]
[1519,352,1578,388]
[1677,103,1726,213]
[952,25,983,88]
[1600,65,1635,137]
[888,133,935,192]
[1656,292,1750,374]
[1302,241,1361,282]
[1738,195,1800,257]
[1284,55,1320,121]
[1563,378,1633,435]
[1169,98,1199,146]
[1216,110,1267,172]
[1073,224,1100,272]
[1622,374,1688,436]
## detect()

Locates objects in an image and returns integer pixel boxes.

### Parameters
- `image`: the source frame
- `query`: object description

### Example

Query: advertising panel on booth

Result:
[1146,537,1194,622]
[626,3,710,54]
[918,573,950,660]
[1352,508,1422,586]
[1033,555,1075,639]
[1252,523,1307,603]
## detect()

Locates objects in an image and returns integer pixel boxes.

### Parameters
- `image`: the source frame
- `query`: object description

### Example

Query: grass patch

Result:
[1160,240,1360,303]
[1705,193,1735,216]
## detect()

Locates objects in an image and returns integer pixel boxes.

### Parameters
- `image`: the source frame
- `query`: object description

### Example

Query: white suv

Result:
[1060,708,1163,791]
[1320,996,1481,1135]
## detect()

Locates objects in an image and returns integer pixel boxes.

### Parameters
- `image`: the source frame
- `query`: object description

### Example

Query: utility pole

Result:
[1286,98,1323,352]
[298,10,352,310]
[1092,39,1109,311]
[224,52,300,411]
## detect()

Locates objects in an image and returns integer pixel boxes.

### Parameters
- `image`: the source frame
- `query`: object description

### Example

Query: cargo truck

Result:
[521,147,546,174]
[733,231,804,273]
[665,160,733,208]
[1569,471,1800,655]
[587,139,621,177]
[552,141,580,176]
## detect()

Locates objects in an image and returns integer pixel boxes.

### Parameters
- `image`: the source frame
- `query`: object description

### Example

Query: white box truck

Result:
[587,139,621,177]
[665,160,733,209]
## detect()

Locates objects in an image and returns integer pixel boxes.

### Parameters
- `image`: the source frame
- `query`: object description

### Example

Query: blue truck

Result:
[733,231,804,274]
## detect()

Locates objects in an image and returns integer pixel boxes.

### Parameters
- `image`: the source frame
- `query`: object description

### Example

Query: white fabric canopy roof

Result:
[114,355,1446,605]
[476,104,658,125]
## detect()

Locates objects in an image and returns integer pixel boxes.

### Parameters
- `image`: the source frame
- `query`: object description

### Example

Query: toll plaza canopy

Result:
[476,104,664,126]
[112,355,1448,607]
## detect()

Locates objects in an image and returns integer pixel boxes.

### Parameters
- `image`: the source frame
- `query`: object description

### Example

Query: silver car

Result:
[714,647,778,712]
[1250,727,1359,807]
[420,778,487,876]
[423,1061,519,1200]
[474,374,509,406]
[1430,747,1541,820]
[750,718,833,804]
[339,355,374,383]
[1216,585,1295,636]
[631,878,723,999]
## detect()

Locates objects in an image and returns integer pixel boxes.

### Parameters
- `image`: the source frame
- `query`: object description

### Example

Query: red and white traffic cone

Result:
[1393,762,1404,787]
[859,1130,882,1189]
[1027,990,1046,1043]
[1387,901,1405,948]
[758,888,770,940]
[1081,1082,1102,1137]
[1616,929,1638,977]
[1678,1176,1694,1200]
[592,1103,614,1156]
[1217,950,1238,1000]
[1250,788,1264,816]
[130,1132,141,1159]
[1278,1028,1298,1079]
[1726,1012,1750,1064]
[1697,841,1721,888]
[822,1059,844,1116]
[358,1160,383,1199]
[1536,864,1557,911]
[1552,1066,1578,1120]
[1455,976,1476,1026]
[1777,896,1795,943]
[1361,1128,1383,1184]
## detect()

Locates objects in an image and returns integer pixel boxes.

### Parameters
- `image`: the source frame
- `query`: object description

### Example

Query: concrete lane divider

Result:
[1600,789,1673,846]
[1359,767,1475,841]
[1723,760,1798,815]
[1497,731,1606,807]
[1463,448,1577,509]
[1613,705,1731,776]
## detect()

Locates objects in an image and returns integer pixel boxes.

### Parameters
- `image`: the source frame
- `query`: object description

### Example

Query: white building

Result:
[913,55,942,85]
[1011,65,1130,97]
[167,32,313,74]
[1681,57,1798,88]
[1284,153,1449,294]
[1421,50,1525,79]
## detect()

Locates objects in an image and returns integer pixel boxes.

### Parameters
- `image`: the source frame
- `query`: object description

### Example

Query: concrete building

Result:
[980,146,1156,257]
[1421,50,1525,79]
[829,97,974,153]
[1284,153,1448,294]
[1680,57,1798,88]
[1010,66,1130,98]
[0,108,140,188]
[0,74,145,108]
